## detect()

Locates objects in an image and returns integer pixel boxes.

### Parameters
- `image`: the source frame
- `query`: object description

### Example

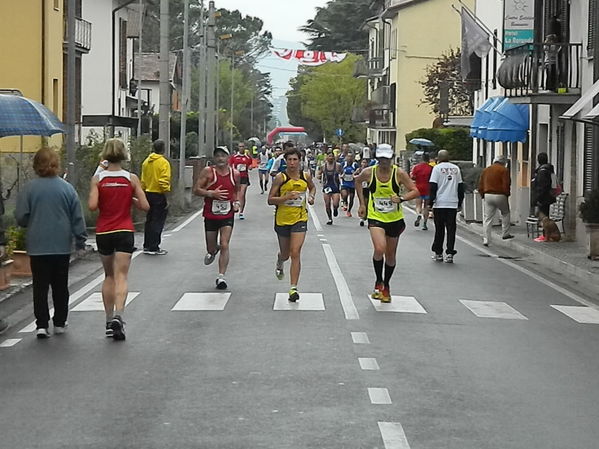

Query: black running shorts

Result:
[367,218,406,238]
[274,221,308,237]
[96,231,135,255]
[204,217,234,232]
[240,177,250,186]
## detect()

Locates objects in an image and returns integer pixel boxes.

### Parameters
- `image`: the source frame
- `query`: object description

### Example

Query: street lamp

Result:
[217,34,232,147]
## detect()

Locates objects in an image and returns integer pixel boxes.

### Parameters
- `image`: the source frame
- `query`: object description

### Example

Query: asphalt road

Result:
[1,170,599,449]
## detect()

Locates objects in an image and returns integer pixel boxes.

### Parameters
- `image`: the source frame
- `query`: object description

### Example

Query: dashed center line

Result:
[368,387,392,405]
[359,358,380,370]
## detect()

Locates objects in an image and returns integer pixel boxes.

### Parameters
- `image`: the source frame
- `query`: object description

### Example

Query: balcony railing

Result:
[370,85,390,109]
[497,42,582,97]
[353,57,386,79]
[369,108,394,129]
[64,17,92,53]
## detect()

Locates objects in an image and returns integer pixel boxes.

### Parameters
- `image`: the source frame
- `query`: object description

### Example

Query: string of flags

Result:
[272,49,347,66]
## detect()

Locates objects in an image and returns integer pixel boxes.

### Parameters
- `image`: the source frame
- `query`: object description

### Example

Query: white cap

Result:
[376,143,394,159]
[214,146,230,156]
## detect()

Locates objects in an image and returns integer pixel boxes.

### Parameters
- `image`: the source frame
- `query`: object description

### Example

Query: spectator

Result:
[532,152,556,242]
[478,155,514,246]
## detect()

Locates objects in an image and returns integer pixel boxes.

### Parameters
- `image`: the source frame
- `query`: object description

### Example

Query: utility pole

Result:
[179,0,190,190]
[159,0,170,148]
[137,0,143,137]
[66,0,76,186]
[230,53,234,152]
[205,1,216,152]
[197,0,206,157]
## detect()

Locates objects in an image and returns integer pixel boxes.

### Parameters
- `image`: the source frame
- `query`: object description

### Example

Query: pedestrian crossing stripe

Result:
[273,293,324,311]
[351,332,370,344]
[378,422,411,449]
[0,339,21,348]
[359,357,380,370]
[71,292,140,312]
[172,293,231,311]
[551,305,599,324]
[368,387,392,404]
[460,300,528,320]
[369,296,427,314]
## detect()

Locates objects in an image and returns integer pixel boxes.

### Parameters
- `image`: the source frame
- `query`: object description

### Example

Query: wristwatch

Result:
[399,196,406,203]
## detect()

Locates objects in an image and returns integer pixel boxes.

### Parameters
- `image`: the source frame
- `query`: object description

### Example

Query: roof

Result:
[133,52,179,82]
[382,0,429,18]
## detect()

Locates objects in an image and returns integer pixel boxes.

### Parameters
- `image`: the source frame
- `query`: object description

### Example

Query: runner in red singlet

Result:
[195,146,240,290]
[88,139,149,341]
[228,142,253,220]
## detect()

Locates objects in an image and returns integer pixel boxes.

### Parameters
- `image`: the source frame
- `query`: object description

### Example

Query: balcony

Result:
[370,85,390,109]
[351,106,368,124]
[497,42,582,104]
[64,17,92,53]
[369,108,394,129]
[353,57,386,79]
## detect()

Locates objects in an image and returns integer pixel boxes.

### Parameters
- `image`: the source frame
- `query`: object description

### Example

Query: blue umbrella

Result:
[0,94,65,137]
[409,138,434,147]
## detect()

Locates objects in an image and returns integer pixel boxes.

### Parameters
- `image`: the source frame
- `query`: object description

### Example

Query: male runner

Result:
[355,144,419,302]
[340,152,358,217]
[195,146,240,289]
[229,142,252,219]
[354,158,370,226]
[410,152,433,230]
[317,150,342,225]
[258,146,272,194]
[268,148,316,302]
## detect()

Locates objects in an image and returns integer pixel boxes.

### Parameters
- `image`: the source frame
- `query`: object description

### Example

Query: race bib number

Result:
[237,164,247,172]
[343,173,354,182]
[212,200,231,215]
[324,187,333,194]
[285,192,306,207]
[373,197,395,213]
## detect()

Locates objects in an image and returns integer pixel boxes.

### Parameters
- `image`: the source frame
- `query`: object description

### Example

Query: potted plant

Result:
[0,246,13,290]
[7,226,30,277]
[579,189,599,260]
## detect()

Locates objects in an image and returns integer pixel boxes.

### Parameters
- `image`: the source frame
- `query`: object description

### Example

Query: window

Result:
[390,29,397,60]
[52,79,59,115]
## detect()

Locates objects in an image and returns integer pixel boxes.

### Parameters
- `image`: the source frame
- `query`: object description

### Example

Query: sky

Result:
[213,0,328,100]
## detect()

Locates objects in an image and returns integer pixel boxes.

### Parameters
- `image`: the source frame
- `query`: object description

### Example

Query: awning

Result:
[560,79,599,121]
[470,96,529,142]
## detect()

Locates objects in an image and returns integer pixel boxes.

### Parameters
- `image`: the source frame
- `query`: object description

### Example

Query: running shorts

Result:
[259,169,269,175]
[322,185,340,194]
[240,177,250,186]
[341,186,355,193]
[96,231,135,255]
[205,217,234,232]
[367,218,406,238]
[274,221,308,237]
[420,195,430,200]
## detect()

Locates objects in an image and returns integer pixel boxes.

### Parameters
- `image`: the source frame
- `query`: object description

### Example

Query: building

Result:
[0,0,91,153]
[355,0,474,151]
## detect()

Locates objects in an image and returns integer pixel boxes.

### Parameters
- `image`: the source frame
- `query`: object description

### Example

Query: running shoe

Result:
[422,223,428,231]
[444,254,454,264]
[111,315,126,341]
[346,211,352,217]
[288,287,300,302]
[326,220,333,225]
[432,253,444,262]
[105,322,113,338]
[239,213,245,220]
[342,205,348,212]
[534,235,546,242]
[144,248,168,255]
[359,219,365,227]
[414,215,421,227]
[216,276,228,290]
[204,245,221,265]
[380,286,391,303]
[275,259,284,280]
[36,328,50,339]
[333,207,339,217]
[371,282,384,300]
[54,323,68,335]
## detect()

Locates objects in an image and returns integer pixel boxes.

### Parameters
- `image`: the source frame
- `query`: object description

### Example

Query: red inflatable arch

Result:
[267,126,306,145]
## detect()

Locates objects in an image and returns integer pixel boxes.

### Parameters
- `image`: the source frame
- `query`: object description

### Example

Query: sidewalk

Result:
[457,216,599,287]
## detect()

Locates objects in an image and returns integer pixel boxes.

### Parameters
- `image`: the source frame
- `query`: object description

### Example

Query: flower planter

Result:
[11,250,31,277]
[0,259,14,290]
[585,223,599,260]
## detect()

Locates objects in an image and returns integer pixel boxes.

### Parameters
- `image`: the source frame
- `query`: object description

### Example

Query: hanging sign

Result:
[272,49,347,66]
[503,0,535,50]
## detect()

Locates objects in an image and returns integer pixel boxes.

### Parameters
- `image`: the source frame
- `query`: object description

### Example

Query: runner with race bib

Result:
[229,142,253,220]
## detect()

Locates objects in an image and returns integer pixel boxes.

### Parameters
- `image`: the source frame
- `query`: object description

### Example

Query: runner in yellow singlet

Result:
[355,144,419,303]
[268,147,316,302]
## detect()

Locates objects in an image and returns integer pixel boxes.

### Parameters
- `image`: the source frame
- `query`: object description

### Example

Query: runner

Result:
[354,157,370,227]
[88,139,150,340]
[340,152,358,217]
[355,144,419,303]
[410,152,434,230]
[258,146,272,194]
[229,142,253,219]
[268,147,316,302]
[318,150,342,225]
[194,146,240,290]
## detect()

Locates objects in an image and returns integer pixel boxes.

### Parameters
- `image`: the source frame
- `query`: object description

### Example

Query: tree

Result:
[420,48,475,116]
[299,0,383,52]
[287,54,367,143]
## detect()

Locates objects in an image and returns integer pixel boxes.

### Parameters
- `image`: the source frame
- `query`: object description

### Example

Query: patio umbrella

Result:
[408,138,435,147]
[0,94,65,137]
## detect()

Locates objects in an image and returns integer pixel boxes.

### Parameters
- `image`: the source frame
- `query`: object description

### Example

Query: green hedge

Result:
[405,128,473,161]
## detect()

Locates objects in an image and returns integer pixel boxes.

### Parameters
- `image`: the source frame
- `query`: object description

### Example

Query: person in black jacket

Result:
[532,152,556,218]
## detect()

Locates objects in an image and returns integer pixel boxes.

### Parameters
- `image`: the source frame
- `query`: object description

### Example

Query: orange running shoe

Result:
[380,286,391,303]
[371,283,384,300]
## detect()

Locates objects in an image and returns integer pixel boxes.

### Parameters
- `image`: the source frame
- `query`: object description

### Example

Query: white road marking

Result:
[172,292,231,311]
[351,332,370,344]
[322,244,359,320]
[273,293,325,311]
[163,233,172,238]
[0,339,22,348]
[71,292,139,312]
[369,296,427,314]
[359,357,380,370]
[378,422,411,449]
[551,305,599,324]
[460,300,528,320]
[170,210,203,233]
[308,204,323,232]
[368,387,392,404]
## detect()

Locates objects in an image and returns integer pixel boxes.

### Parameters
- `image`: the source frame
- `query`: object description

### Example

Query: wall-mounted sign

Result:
[503,0,535,50]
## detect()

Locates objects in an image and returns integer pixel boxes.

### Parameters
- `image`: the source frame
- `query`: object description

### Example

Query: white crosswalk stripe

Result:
[273,293,325,311]
[551,305,599,324]
[172,293,231,311]
[71,292,140,312]
[460,300,528,320]
[369,295,427,313]
[378,422,411,449]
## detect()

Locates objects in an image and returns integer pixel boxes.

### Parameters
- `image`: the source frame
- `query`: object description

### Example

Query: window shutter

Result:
[590,0,597,52]
[119,19,128,89]
[584,124,597,193]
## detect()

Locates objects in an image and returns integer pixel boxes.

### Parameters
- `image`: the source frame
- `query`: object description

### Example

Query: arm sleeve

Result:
[429,182,438,205]
[458,183,465,208]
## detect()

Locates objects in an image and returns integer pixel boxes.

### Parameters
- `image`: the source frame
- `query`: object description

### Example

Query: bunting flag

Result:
[272,49,347,66]
[460,7,492,80]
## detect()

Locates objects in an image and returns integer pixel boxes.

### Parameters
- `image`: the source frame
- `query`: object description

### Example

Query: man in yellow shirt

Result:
[141,139,171,255]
